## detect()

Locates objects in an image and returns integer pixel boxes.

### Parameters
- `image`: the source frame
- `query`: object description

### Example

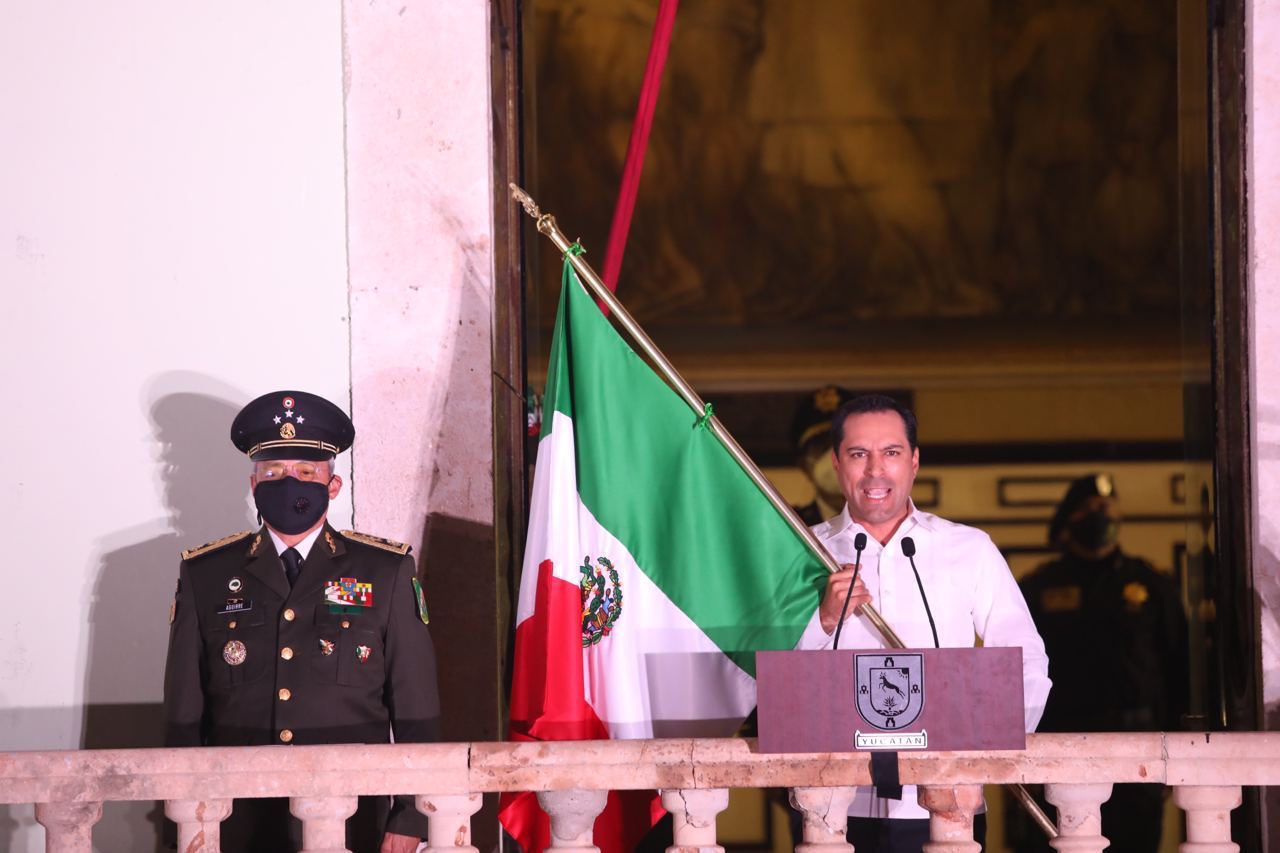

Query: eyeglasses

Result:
[255,461,331,482]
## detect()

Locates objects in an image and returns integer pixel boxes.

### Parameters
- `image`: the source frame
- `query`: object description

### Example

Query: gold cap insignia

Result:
[279,421,297,439]
[1095,473,1114,497]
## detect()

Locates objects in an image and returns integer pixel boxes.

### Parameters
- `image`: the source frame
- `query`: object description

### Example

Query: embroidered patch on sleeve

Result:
[412,577,430,625]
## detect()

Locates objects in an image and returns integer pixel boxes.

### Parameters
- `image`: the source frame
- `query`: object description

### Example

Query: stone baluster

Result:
[918,784,983,853]
[659,787,730,853]
[418,792,483,853]
[290,795,358,853]
[164,799,233,852]
[1043,782,1112,853]
[790,786,857,852]
[536,788,608,853]
[1174,785,1242,853]
[34,801,102,853]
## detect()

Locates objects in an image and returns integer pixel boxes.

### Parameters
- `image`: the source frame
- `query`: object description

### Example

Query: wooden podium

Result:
[756,647,1026,753]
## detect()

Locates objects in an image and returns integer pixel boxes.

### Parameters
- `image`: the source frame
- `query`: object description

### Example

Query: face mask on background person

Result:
[254,477,330,534]
[1068,510,1119,554]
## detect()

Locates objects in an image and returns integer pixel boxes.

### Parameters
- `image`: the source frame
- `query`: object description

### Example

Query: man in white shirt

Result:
[796,394,1051,852]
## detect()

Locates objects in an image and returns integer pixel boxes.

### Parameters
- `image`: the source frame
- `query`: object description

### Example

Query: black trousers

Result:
[847,812,987,853]
[216,795,387,853]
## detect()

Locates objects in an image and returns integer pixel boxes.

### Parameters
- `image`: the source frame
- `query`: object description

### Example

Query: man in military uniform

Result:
[1016,474,1188,853]
[163,390,440,853]
[790,385,856,526]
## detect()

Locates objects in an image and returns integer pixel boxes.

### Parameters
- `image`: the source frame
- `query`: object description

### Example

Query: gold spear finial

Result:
[509,183,563,240]
[509,183,541,219]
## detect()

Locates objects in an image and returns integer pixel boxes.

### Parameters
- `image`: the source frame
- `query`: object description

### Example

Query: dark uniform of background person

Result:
[163,390,441,853]
[1013,474,1189,853]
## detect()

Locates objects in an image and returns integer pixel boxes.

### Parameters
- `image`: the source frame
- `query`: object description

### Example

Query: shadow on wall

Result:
[79,375,248,852]
[1252,400,1280,853]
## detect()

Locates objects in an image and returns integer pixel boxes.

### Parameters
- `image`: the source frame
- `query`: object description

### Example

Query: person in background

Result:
[790,385,857,526]
[1016,473,1189,853]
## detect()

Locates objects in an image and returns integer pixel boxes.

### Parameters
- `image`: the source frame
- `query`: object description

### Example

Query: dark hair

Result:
[829,394,918,451]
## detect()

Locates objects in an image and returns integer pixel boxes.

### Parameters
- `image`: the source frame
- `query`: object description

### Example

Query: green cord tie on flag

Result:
[694,402,714,430]
[564,242,586,258]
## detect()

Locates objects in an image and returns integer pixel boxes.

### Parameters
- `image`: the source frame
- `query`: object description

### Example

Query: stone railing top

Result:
[2,732,1278,805]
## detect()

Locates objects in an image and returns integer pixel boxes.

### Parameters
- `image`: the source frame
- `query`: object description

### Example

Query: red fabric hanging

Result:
[600,0,680,295]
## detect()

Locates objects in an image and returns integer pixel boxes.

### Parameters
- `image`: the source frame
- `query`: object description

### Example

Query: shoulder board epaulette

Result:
[340,530,411,555]
[181,530,253,561]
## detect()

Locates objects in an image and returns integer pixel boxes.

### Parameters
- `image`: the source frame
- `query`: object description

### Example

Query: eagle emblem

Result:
[580,555,623,647]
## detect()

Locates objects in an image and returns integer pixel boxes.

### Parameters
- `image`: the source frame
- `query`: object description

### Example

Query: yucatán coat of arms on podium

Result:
[756,647,1026,753]
[854,653,926,748]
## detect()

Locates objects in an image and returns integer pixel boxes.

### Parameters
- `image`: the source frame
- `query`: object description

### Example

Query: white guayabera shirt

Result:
[796,502,1053,820]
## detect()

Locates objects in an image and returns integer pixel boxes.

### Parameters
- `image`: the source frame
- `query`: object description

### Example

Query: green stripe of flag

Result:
[543,261,826,675]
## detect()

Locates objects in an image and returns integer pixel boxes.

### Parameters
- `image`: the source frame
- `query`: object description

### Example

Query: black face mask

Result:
[1068,510,1118,553]
[254,477,330,535]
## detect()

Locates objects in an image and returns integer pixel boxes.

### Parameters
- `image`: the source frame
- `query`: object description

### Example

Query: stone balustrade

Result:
[3,732,1274,851]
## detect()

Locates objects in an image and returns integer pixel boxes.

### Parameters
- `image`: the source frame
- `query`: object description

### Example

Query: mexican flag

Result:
[498,260,827,853]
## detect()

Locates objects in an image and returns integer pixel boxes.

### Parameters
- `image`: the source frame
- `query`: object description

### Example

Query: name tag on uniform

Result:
[1040,586,1081,613]
[217,598,252,615]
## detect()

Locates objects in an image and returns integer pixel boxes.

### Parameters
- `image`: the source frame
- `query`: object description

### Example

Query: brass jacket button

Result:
[280,647,294,661]
[279,729,293,743]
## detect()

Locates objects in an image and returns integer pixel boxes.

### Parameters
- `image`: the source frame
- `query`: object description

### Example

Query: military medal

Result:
[223,640,247,666]
[355,644,372,663]
[324,577,373,614]
[318,638,335,656]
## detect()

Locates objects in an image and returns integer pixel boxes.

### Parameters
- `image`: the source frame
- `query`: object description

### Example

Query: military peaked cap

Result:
[230,390,355,460]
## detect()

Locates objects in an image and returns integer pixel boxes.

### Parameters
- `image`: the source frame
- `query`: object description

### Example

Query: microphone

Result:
[901,537,939,648]
[832,532,867,651]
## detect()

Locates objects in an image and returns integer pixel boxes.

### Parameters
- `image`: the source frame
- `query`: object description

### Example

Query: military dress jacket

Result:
[163,523,440,838]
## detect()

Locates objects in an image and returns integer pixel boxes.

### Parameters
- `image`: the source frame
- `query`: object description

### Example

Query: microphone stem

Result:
[831,550,864,651]
[905,553,940,649]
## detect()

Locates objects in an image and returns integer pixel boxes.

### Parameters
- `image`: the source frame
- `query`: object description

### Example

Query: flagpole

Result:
[512,183,901,639]
[510,184,1056,839]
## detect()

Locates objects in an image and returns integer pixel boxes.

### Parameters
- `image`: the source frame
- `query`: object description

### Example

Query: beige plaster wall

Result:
[341,6,502,840]
[0,3,354,849]
[344,3,495,544]
[0,2,497,850]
